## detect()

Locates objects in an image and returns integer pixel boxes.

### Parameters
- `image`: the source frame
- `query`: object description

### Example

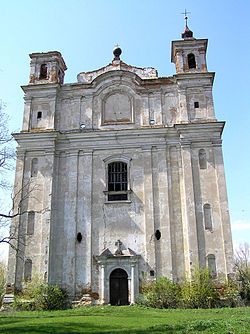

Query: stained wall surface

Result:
[6,37,234,302]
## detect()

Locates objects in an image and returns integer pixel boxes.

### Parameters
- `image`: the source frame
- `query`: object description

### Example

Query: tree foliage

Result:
[235,243,250,303]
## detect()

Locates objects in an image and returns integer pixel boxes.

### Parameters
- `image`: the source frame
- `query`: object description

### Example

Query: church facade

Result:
[7,25,234,305]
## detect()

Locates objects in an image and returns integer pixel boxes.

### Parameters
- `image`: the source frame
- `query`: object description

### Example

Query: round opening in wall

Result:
[77,232,82,243]
[155,229,161,240]
[80,123,86,129]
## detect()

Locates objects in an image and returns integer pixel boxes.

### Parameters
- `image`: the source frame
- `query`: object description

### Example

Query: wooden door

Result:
[109,268,128,305]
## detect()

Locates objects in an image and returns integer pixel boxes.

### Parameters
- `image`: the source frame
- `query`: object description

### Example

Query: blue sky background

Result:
[0,0,249,260]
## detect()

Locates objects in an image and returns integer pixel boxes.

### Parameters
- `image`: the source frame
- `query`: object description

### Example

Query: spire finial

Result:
[181,9,194,39]
[113,44,122,60]
[182,9,191,27]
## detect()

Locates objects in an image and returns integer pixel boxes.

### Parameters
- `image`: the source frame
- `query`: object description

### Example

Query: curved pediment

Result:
[77,59,158,83]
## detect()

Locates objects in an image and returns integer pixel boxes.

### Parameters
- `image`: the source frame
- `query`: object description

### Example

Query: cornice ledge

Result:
[174,121,225,133]
[12,130,59,141]
[21,83,60,94]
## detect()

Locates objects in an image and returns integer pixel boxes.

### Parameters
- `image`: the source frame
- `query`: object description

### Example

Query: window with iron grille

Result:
[108,161,128,201]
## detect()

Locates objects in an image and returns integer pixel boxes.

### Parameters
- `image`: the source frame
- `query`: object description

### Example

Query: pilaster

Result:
[177,89,189,122]
[6,151,26,289]
[75,150,93,293]
[142,146,155,273]
[62,150,78,296]
[168,144,185,280]
[213,140,234,274]
[179,142,199,276]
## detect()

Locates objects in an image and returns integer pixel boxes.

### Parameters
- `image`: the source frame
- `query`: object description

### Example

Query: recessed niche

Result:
[103,92,132,124]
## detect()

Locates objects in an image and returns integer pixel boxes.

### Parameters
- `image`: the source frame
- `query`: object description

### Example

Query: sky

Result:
[0,0,250,261]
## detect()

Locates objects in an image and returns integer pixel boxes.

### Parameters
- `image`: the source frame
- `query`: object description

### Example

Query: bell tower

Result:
[29,51,67,85]
[170,15,216,122]
[171,16,208,74]
[21,51,67,132]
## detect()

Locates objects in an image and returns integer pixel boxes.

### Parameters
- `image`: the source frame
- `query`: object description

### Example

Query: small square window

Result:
[194,101,199,108]
[150,270,155,277]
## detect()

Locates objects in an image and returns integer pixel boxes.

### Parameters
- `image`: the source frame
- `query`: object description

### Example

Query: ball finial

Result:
[113,45,122,60]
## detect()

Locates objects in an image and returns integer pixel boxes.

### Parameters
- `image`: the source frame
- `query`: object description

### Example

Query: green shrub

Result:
[234,243,250,305]
[138,277,180,308]
[13,274,44,310]
[180,268,219,308]
[138,268,244,309]
[215,279,242,307]
[14,278,69,311]
[13,298,36,311]
[236,267,250,304]
[34,284,69,310]
[0,262,6,306]
[21,274,44,299]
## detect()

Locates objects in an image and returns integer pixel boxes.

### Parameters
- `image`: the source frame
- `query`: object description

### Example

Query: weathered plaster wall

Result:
[6,42,234,303]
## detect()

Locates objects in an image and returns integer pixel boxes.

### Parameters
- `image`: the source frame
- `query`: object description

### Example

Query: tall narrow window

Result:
[188,53,196,69]
[199,149,207,169]
[27,211,35,235]
[207,254,217,277]
[39,64,48,79]
[24,259,32,281]
[108,161,128,201]
[31,158,38,177]
[203,203,212,230]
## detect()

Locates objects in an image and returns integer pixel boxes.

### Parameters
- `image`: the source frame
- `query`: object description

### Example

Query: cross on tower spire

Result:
[181,9,191,27]
[181,9,193,39]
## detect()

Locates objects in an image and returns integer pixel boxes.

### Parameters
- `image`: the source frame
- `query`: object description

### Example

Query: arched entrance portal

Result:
[109,268,128,305]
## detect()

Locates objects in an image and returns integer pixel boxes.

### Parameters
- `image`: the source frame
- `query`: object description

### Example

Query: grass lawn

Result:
[0,305,250,334]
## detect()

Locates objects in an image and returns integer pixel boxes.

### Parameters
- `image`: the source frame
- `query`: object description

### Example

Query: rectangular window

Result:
[107,161,128,201]
[194,101,199,108]
[37,111,42,120]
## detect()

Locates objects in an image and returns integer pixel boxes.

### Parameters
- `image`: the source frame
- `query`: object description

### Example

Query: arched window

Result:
[203,203,212,230]
[27,211,35,235]
[199,149,207,169]
[31,158,38,177]
[108,161,128,201]
[188,53,196,69]
[207,254,217,277]
[24,259,32,281]
[39,64,48,79]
